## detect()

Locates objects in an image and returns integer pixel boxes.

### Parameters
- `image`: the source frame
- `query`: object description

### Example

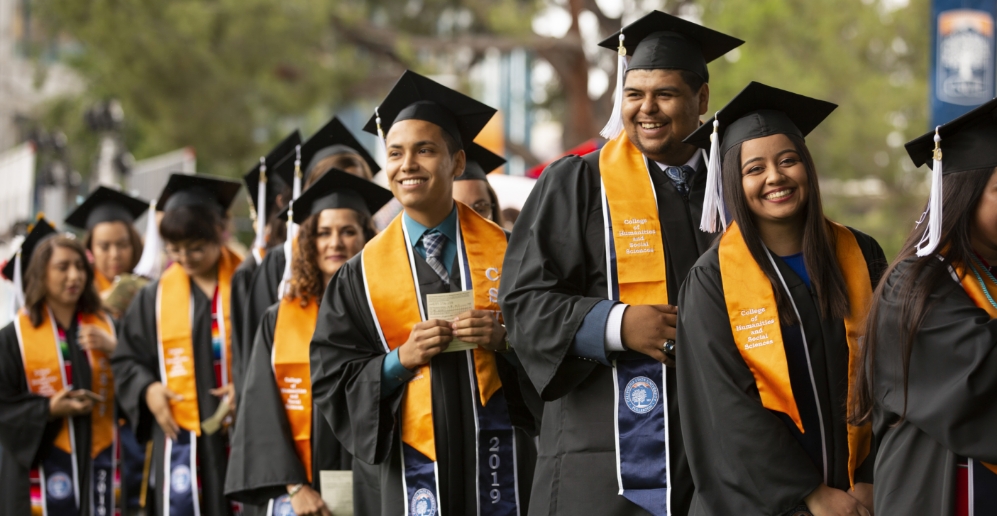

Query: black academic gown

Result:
[230,255,258,397]
[498,150,709,516]
[244,247,285,357]
[871,257,997,516]
[225,303,363,516]
[675,228,885,515]
[112,280,235,516]
[311,251,537,516]
[0,317,99,515]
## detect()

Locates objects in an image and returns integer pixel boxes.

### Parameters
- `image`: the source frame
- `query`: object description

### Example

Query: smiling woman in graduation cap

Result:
[675,82,885,516]
[226,168,391,516]
[309,70,537,516]
[111,173,244,516]
[852,98,997,516]
[243,118,381,373]
[0,218,122,515]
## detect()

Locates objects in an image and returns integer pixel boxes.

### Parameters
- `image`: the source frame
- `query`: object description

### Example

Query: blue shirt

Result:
[380,204,460,398]
[779,252,811,289]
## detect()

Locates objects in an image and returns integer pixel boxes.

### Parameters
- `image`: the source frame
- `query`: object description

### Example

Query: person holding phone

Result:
[0,219,120,515]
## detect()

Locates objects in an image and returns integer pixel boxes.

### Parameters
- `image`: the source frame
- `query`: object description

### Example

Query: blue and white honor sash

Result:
[163,431,198,516]
[970,459,997,514]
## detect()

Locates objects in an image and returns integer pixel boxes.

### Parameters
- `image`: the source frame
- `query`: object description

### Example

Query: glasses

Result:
[471,200,494,218]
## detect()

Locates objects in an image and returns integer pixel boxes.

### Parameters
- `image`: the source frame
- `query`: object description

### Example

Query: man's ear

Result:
[452,149,467,180]
[698,82,711,116]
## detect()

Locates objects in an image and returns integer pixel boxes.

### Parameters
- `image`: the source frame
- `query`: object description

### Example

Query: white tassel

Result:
[700,118,726,233]
[600,34,628,140]
[915,127,943,257]
[292,144,303,200]
[133,200,162,279]
[278,200,296,299]
[252,156,267,264]
[10,250,23,318]
[375,107,389,160]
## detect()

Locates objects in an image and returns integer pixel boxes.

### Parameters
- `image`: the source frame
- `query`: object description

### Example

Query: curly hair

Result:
[286,208,377,306]
[23,236,102,327]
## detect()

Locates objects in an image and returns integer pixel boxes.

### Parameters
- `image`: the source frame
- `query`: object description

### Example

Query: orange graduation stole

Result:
[156,246,241,435]
[271,296,319,482]
[718,221,872,486]
[94,270,114,295]
[599,131,669,304]
[954,259,997,476]
[16,306,117,458]
[361,202,505,464]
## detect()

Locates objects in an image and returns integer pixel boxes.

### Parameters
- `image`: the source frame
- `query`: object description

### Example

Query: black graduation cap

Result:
[272,118,379,188]
[362,70,497,149]
[2,217,57,281]
[243,130,300,213]
[64,186,149,231]
[157,174,242,212]
[684,81,838,156]
[456,143,507,181]
[281,168,394,224]
[597,11,743,82]
[905,97,997,174]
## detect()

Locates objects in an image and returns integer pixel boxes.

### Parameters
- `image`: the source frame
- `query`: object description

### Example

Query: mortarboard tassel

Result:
[375,107,388,160]
[915,127,943,257]
[292,144,303,200]
[278,200,296,298]
[10,250,23,318]
[599,34,629,140]
[252,156,267,265]
[700,117,726,233]
[133,200,163,279]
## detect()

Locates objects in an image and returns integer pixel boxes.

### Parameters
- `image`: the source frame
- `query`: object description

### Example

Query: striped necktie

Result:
[422,229,450,283]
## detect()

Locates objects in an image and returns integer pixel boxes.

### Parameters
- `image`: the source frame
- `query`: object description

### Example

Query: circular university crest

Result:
[46,472,73,500]
[411,488,438,516]
[624,376,659,414]
[171,465,192,494]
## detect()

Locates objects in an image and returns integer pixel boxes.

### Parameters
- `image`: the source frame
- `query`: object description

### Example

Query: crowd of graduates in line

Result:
[1,9,996,516]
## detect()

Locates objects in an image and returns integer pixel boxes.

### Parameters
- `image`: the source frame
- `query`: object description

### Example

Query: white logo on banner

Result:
[937,9,995,105]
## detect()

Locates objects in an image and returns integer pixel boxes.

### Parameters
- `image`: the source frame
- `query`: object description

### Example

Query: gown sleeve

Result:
[229,260,255,397]
[245,248,283,353]
[0,323,58,470]
[498,156,609,401]
[310,257,403,466]
[876,259,997,463]
[225,306,308,505]
[676,258,824,514]
[110,283,161,443]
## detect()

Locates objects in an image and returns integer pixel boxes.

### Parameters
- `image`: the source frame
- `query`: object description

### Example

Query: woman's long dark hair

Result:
[24,236,102,327]
[722,133,849,325]
[851,166,995,425]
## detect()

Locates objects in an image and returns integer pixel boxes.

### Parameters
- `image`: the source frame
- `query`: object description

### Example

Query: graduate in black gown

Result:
[853,99,997,516]
[227,169,393,516]
[310,70,537,516]
[244,118,380,354]
[676,83,883,515]
[0,222,121,515]
[65,187,152,513]
[498,11,741,516]
[231,130,299,397]
[111,174,244,516]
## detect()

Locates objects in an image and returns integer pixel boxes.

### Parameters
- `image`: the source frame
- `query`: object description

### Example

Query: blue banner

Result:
[931,0,997,126]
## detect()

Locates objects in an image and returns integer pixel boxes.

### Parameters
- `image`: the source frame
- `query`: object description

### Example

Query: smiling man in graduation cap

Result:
[309,70,537,516]
[499,11,742,516]
[244,118,381,364]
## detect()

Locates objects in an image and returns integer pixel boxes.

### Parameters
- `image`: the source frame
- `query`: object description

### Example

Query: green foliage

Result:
[700,0,931,258]
[35,0,367,176]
